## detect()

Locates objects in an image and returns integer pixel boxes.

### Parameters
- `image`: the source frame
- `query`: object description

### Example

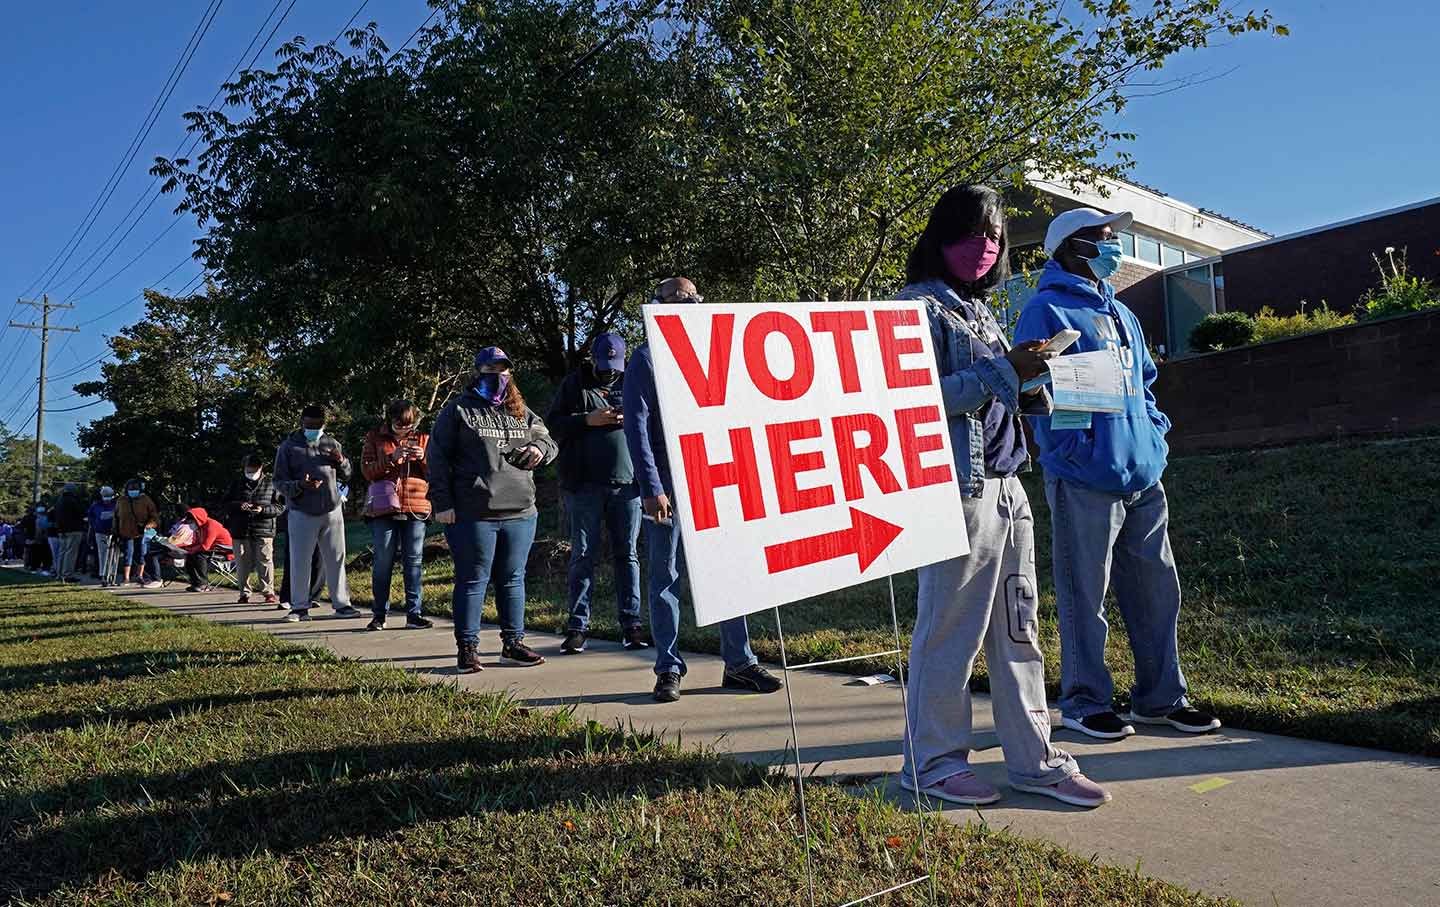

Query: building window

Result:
[1161,244,1184,267]
[1118,231,1136,258]
[1136,235,1161,265]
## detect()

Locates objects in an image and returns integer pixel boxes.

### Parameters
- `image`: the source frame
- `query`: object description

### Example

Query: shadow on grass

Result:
[1,686,368,738]
[0,649,310,693]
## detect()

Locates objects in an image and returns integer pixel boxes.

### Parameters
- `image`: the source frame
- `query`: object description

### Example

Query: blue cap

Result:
[590,332,626,371]
[473,346,512,370]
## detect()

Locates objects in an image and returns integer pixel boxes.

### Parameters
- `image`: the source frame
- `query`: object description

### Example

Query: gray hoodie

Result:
[273,430,353,516]
[426,387,558,519]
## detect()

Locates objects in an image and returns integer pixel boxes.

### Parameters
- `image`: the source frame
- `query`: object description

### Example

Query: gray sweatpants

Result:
[903,477,1077,788]
[286,509,351,611]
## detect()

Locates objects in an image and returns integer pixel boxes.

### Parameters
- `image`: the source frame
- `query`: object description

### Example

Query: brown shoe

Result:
[457,641,484,673]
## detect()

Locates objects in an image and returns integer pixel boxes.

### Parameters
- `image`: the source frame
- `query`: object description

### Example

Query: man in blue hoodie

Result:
[1015,208,1220,740]
[624,277,783,703]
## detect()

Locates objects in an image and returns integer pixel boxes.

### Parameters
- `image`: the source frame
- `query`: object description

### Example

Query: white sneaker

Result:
[142,580,163,589]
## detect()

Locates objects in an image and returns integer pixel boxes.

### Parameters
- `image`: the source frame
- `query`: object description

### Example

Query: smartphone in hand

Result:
[1040,329,1082,353]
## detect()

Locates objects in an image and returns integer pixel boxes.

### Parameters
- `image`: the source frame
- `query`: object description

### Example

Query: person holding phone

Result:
[361,399,435,631]
[273,404,363,621]
[427,347,558,672]
[545,332,649,655]
[1014,207,1220,740]
[894,184,1109,809]
[224,454,282,603]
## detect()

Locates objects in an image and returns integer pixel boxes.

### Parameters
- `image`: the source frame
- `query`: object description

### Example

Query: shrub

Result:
[1252,302,1355,343]
[1361,247,1440,319]
[1189,311,1255,351]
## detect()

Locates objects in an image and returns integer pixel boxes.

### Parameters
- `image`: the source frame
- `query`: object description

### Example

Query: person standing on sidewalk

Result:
[623,277,783,704]
[275,502,325,611]
[895,184,1108,809]
[1014,207,1221,740]
[273,405,364,622]
[224,454,282,605]
[427,347,558,672]
[114,479,163,587]
[546,333,649,655]
[87,486,119,586]
[360,399,435,632]
[53,483,88,583]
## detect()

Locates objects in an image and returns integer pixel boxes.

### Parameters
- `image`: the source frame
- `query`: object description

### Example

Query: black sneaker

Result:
[1125,706,1222,734]
[722,663,783,693]
[560,629,587,654]
[366,616,386,632]
[501,641,546,667]
[333,605,363,618]
[237,593,251,604]
[457,641,484,673]
[1061,711,1135,740]
[622,626,651,650]
[654,671,682,702]
[405,614,433,630]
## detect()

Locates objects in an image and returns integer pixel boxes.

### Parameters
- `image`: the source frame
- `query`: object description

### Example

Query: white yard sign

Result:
[643,300,969,626]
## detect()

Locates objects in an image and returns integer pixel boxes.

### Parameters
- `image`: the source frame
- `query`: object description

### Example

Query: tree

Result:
[0,427,92,520]
[75,289,297,509]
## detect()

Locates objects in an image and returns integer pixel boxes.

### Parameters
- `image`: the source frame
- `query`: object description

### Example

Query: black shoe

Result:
[405,613,433,630]
[332,605,362,618]
[722,663,783,693]
[366,616,386,631]
[457,641,484,673]
[237,593,250,604]
[654,671,682,702]
[1061,711,1136,740]
[500,641,546,667]
[622,626,651,650]
[560,629,587,654]
[1125,706,1222,734]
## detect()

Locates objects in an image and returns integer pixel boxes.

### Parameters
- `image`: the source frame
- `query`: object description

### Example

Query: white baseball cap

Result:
[1043,207,1134,256]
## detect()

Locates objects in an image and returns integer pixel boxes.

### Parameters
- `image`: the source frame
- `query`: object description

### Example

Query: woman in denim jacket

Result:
[895,184,1109,809]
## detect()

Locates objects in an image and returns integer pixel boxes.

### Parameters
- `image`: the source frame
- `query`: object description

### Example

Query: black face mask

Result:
[594,368,621,386]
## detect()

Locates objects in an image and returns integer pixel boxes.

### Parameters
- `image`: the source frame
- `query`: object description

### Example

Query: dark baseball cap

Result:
[473,346,512,370]
[590,332,626,372]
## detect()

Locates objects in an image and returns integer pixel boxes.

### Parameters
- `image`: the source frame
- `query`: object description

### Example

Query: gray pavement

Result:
[93,582,1440,907]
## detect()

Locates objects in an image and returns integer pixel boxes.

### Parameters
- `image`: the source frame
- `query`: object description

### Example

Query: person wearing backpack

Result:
[361,399,435,631]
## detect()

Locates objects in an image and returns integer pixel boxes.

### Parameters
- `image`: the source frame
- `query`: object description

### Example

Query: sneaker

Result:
[457,641,484,674]
[1061,712,1135,740]
[654,671,682,703]
[285,609,311,623]
[900,770,1002,806]
[404,614,433,630]
[142,580,163,589]
[622,626,652,650]
[238,593,251,604]
[366,616,386,631]
[500,641,546,667]
[560,629,587,654]
[1013,773,1111,808]
[722,663,783,693]
[263,593,280,605]
[274,601,289,611]
[332,605,363,618]
[1124,706,1222,734]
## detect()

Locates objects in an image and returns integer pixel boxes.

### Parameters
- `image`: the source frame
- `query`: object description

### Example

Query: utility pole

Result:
[10,295,78,505]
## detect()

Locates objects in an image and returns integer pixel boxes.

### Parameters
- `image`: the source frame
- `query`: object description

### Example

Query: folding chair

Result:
[209,544,238,589]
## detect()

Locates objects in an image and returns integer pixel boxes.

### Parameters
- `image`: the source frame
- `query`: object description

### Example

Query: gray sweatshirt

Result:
[426,388,558,519]
[273,430,353,516]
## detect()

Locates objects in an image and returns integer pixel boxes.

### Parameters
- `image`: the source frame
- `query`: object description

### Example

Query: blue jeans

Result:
[565,483,642,632]
[121,537,162,581]
[646,515,756,676]
[445,515,537,646]
[1045,475,1189,720]
[370,518,427,617]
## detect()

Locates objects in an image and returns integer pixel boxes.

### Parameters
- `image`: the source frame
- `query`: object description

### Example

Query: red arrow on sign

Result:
[764,507,904,575]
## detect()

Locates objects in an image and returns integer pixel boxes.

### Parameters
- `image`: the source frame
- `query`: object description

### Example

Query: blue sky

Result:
[2,1,1437,454]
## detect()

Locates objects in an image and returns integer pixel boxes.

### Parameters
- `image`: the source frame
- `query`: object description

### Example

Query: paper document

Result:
[1044,350,1125,413]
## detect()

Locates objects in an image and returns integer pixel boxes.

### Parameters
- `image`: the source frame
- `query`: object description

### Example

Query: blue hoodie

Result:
[1014,260,1172,494]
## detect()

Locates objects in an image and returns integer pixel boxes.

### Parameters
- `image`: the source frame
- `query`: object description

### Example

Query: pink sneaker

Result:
[1013,772,1111,808]
[900,770,1002,806]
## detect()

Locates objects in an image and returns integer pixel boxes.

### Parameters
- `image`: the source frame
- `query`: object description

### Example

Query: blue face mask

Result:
[475,373,511,406]
[127,490,140,499]
[303,428,323,443]
[1079,238,1124,281]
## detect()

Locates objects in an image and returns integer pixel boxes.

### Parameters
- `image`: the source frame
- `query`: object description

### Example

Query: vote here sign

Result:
[644,300,969,626]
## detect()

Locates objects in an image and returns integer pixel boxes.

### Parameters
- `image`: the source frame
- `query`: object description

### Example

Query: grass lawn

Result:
[0,576,1234,906]
[343,438,1440,757]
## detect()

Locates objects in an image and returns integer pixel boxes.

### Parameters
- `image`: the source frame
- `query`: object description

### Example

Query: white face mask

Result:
[244,470,262,481]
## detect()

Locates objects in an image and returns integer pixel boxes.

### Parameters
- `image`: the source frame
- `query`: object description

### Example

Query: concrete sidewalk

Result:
[104,583,1439,907]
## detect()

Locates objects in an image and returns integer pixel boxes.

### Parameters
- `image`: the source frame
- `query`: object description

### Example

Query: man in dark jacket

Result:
[54,484,88,582]
[224,453,282,604]
[546,333,648,654]
[273,405,362,621]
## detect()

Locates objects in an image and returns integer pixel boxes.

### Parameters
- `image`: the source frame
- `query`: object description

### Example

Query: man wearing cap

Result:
[546,332,651,654]
[624,277,784,703]
[1014,208,1220,740]
[88,486,119,586]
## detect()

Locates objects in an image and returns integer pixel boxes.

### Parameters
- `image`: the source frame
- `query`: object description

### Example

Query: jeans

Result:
[645,515,756,676]
[1045,475,1189,720]
[370,518,426,617]
[445,515,537,646]
[120,537,162,581]
[565,483,642,632]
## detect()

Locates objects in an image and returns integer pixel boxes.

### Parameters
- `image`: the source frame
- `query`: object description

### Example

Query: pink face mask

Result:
[942,235,1000,283]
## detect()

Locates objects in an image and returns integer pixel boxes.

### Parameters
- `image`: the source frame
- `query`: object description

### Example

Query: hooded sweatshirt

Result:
[545,363,633,490]
[425,386,559,520]
[1014,260,1172,495]
[273,430,352,516]
[181,507,233,554]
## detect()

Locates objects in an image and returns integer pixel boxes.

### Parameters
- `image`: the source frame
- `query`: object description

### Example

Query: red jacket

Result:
[183,507,233,553]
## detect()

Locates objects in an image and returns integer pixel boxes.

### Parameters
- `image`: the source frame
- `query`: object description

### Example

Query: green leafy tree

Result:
[0,428,92,519]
